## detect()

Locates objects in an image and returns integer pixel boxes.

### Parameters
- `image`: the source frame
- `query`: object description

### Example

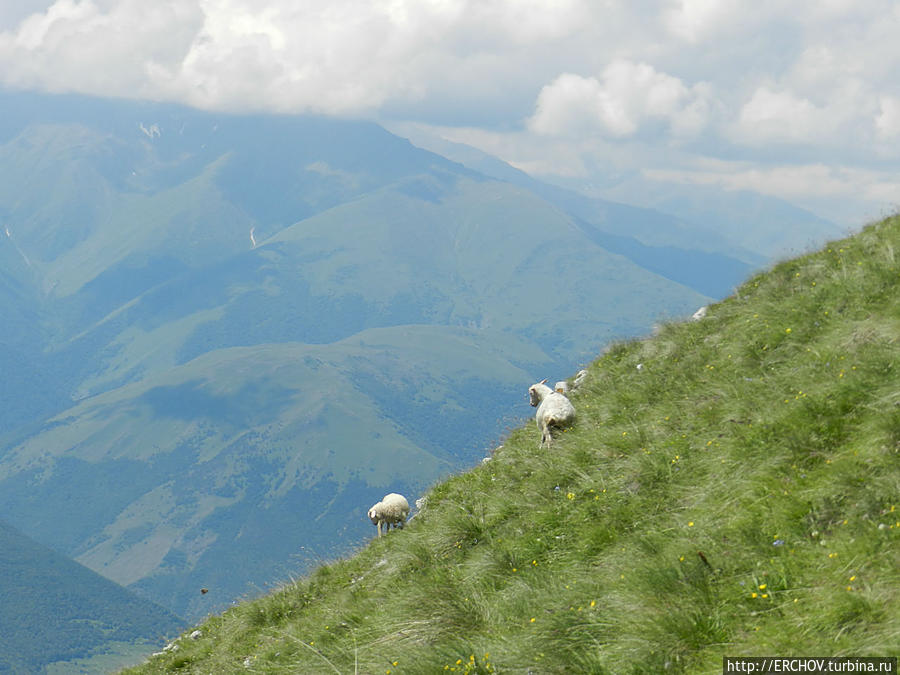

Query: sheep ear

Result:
[540,379,547,384]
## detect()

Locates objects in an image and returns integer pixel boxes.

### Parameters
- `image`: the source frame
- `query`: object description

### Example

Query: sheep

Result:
[691,305,708,321]
[528,379,576,448]
[554,380,569,395]
[368,493,410,537]
[572,369,588,390]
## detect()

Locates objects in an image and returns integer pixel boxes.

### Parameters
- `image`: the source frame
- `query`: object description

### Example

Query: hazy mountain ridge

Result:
[390,124,845,264]
[0,518,182,674]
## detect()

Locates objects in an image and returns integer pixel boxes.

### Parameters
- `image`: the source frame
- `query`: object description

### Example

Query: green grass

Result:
[125,215,900,673]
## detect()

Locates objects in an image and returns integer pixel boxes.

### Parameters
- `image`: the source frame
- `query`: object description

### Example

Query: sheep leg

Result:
[540,422,552,448]
[377,521,383,537]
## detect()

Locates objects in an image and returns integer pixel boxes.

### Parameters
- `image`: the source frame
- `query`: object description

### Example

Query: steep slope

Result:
[127,214,898,672]
[0,519,182,674]
[1,91,778,626]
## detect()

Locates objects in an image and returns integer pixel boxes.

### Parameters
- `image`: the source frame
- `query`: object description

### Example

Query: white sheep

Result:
[554,381,569,395]
[572,369,588,390]
[368,493,410,537]
[528,380,576,448]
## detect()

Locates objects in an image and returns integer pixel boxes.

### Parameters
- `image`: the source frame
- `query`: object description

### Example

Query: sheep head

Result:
[529,380,551,407]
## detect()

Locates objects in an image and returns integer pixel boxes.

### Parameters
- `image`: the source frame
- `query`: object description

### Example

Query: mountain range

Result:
[0,87,845,643]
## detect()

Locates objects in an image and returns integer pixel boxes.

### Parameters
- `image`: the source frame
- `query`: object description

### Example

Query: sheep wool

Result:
[368,493,410,537]
[529,380,576,448]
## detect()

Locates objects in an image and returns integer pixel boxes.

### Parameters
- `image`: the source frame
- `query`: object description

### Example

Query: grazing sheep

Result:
[368,493,410,537]
[572,369,588,390]
[529,380,576,448]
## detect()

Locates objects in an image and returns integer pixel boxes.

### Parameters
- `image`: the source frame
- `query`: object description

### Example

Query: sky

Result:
[1,0,899,226]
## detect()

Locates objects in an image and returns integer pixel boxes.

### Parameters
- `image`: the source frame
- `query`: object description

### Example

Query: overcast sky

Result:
[1,0,899,225]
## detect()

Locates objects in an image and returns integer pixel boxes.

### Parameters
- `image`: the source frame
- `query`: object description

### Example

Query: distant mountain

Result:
[0,90,747,622]
[0,518,182,674]
[597,177,849,261]
[388,124,847,265]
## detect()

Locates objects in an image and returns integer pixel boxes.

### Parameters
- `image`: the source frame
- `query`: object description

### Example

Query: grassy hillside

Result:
[126,214,898,672]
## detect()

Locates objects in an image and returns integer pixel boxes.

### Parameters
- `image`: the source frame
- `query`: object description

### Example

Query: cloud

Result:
[876,96,900,140]
[528,60,714,140]
[731,86,839,145]
[662,0,743,43]
[0,0,203,98]
[0,0,594,115]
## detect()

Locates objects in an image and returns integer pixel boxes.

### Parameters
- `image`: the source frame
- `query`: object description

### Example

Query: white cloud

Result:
[0,0,203,97]
[731,86,838,145]
[528,60,713,140]
[875,96,900,140]
[662,0,742,43]
[0,0,596,114]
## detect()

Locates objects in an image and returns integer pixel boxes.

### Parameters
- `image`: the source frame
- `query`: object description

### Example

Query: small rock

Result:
[189,630,203,640]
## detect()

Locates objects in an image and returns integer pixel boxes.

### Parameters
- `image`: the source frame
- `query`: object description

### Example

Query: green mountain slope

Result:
[127,214,899,672]
[0,519,182,674]
[1,91,801,632]
[60,169,708,399]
